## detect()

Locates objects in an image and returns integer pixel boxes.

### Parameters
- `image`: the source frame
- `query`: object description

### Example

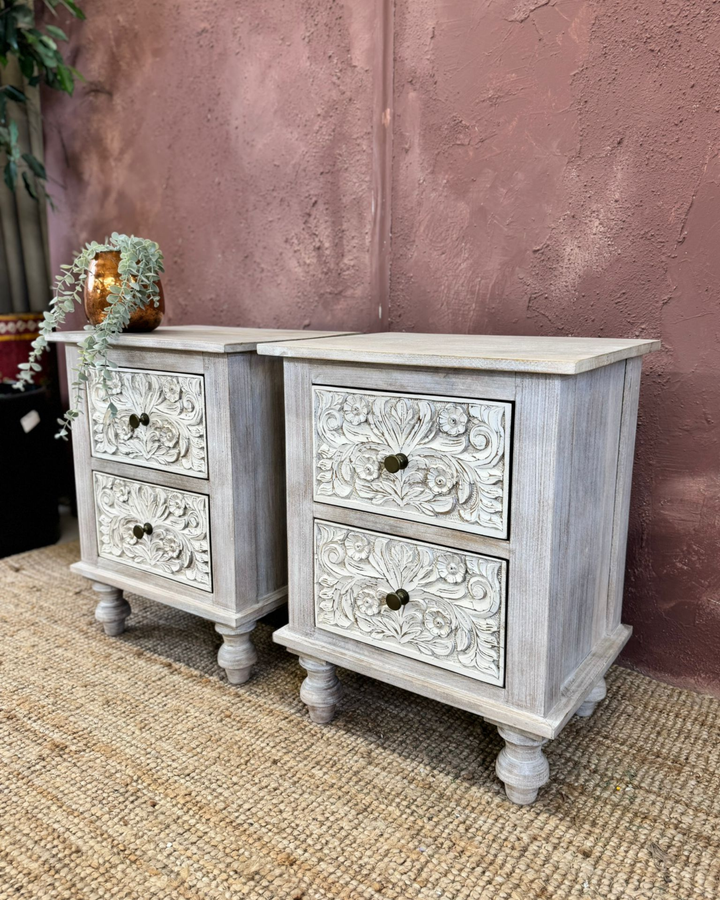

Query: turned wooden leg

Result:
[215,621,258,684]
[299,656,343,724]
[576,676,607,718]
[93,582,131,637]
[495,725,550,806]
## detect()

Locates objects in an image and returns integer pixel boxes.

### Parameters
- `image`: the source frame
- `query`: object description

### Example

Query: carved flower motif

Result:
[343,395,369,426]
[354,583,383,617]
[156,421,179,449]
[468,576,489,601]
[167,493,186,517]
[161,378,181,403]
[438,404,468,436]
[344,532,371,561]
[105,372,123,396]
[424,606,453,638]
[353,452,380,481]
[114,416,135,442]
[111,480,129,502]
[159,532,183,559]
[426,463,456,495]
[437,553,466,584]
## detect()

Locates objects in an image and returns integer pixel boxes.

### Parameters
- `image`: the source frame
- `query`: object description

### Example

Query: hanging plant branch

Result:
[14,233,165,439]
[0,0,85,200]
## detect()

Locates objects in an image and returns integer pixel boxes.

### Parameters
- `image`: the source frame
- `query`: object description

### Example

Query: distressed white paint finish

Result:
[93,472,212,591]
[271,334,658,804]
[314,521,506,685]
[258,332,660,374]
[299,657,343,724]
[313,386,511,538]
[92,582,131,636]
[88,366,207,477]
[576,677,607,718]
[215,622,258,685]
[492,724,550,805]
[49,325,356,354]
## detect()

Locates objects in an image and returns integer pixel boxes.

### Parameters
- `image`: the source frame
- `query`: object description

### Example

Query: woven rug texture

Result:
[0,542,718,900]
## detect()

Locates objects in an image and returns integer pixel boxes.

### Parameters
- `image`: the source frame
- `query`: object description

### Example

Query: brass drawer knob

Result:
[132,522,153,540]
[128,412,150,429]
[385,588,410,611]
[383,453,409,474]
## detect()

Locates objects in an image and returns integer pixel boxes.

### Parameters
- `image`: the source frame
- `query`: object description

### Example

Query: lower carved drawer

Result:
[93,472,212,591]
[314,520,507,686]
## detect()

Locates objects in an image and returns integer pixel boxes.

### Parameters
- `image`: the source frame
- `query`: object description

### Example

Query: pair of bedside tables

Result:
[53,327,659,805]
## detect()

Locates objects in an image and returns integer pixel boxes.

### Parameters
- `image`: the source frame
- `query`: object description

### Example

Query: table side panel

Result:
[604,357,643,636]
[506,373,566,715]
[547,361,625,703]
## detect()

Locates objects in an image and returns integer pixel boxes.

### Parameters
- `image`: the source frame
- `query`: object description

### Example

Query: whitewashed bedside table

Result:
[257,333,660,804]
[50,326,350,684]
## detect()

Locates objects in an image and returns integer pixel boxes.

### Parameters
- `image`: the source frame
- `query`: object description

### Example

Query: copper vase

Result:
[84,250,164,332]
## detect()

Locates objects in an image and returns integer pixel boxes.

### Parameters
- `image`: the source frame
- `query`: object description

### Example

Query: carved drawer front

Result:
[87,366,207,478]
[313,387,512,539]
[314,521,507,686]
[93,473,212,592]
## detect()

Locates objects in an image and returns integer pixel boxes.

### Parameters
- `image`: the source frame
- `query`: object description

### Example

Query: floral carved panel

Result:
[313,387,512,538]
[88,367,207,478]
[94,473,212,592]
[314,521,506,685]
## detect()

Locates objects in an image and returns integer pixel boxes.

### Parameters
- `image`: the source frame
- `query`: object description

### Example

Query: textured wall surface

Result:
[42,0,374,333]
[43,0,720,694]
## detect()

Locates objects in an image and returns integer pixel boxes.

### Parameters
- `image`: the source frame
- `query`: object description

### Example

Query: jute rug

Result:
[1,543,718,900]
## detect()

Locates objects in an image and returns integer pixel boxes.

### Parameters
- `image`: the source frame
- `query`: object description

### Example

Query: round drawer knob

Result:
[386,588,410,611]
[128,413,150,430]
[383,453,409,474]
[132,522,153,539]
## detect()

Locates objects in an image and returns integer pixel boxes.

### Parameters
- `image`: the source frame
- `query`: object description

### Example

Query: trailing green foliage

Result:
[14,233,165,439]
[0,0,85,200]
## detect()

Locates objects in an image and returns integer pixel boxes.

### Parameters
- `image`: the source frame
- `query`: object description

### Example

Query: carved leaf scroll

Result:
[94,473,212,591]
[88,367,207,477]
[313,387,511,538]
[314,521,506,685]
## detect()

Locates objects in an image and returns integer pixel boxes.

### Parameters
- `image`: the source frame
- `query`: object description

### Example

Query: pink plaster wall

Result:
[42,0,720,694]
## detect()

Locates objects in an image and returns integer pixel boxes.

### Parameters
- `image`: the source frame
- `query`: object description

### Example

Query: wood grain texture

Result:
[546,362,625,700]
[258,332,661,374]
[49,326,356,354]
[505,373,565,714]
[605,358,643,634]
[307,360,517,402]
[283,360,317,635]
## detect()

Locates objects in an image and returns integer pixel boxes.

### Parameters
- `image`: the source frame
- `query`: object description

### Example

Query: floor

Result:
[1,541,718,900]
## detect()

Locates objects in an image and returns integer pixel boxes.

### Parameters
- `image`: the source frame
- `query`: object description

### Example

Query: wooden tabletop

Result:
[257,332,661,374]
[48,325,356,354]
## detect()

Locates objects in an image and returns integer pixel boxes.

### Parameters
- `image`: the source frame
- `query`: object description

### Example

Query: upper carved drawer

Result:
[313,387,512,539]
[88,367,208,478]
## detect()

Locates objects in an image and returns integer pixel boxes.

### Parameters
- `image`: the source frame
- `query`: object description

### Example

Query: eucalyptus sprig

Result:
[14,233,164,439]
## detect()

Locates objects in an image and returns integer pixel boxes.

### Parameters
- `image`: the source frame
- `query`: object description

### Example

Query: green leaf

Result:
[59,0,86,21]
[19,55,34,80]
[2,86,26,104]
[56,63,74,95]
[22,153,47,181]
[9,120,18,146]
[45,25,69,42]
[22,171,38,200]
[4,160,17,191]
